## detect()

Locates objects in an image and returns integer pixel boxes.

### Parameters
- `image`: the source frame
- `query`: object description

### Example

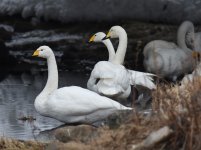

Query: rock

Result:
[1,0,201,24]
[53,125,99,143]
[46,141,91,150]
[104,110,133,129]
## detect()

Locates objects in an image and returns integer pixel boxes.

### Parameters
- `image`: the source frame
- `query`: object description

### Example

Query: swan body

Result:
[88,28,156,100]
[87,61,131,99]
[143,21,195,81]
[32,46,132,124]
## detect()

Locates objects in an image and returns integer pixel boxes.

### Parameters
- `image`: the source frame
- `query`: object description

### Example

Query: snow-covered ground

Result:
[0,0,201,24]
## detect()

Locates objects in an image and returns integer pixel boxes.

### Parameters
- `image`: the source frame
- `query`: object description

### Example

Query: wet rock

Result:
[104,110,134,129]
[53,125,99,143]
[1,0,201,24]
[46,141,90,150]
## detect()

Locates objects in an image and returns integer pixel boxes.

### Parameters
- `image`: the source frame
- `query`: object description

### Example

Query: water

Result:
[0,71,88,141]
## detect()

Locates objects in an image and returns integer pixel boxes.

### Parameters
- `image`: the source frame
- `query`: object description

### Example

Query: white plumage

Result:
[143,21,196,81]
[87,61,131,99]
[88,28,156,100]
[32,46,132,124]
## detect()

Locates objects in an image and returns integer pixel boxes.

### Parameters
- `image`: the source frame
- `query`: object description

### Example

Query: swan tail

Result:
[119,105,132,110]
[129,70,156,90]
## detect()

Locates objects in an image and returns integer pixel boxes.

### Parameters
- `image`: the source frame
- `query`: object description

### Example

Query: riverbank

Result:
[1,79,201,150]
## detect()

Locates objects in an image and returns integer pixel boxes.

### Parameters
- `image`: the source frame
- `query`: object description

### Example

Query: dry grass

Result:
[86,78,201,150]
[0,138,45,150]
[151,78,201,150]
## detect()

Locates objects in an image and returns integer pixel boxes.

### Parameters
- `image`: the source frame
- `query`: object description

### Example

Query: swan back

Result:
[45,86,131,123]
[87,61,131,99]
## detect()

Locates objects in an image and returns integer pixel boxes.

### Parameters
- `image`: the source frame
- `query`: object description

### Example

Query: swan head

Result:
[186,32,195,49]
[104,26,125,39]
[89,32,106,43]
[32,46,53,59]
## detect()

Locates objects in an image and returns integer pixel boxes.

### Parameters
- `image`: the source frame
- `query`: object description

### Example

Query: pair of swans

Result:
[143,21,197,81]
[32,46,132,124]
[87,26,156,100]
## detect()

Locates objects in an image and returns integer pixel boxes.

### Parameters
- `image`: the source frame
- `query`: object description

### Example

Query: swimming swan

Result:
[32,46,132,124]
[143,21,196,81]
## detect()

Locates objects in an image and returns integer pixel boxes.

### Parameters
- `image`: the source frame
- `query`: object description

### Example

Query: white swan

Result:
[87,28,156,100]
[143,21,196,81]
[89,31,156,89]
[103,26,156,89]
[32,46,132,124]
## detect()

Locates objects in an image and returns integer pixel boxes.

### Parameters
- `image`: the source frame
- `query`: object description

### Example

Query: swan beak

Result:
[192,51,200,59]
[89,35,95,43]
[32,50,39,57]
[102,31,111,40]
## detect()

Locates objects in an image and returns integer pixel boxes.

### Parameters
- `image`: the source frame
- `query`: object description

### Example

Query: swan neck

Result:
[102,40,115,62]
[177,21,194,51]
[42,54,58,95]
[114,30,127,64]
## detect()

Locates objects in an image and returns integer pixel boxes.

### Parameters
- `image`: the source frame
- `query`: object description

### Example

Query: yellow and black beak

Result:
[32,49,39,57]
[88,35,95,43]
[192,51,201,61]
[192,51,200,58]
[102,31,111,40]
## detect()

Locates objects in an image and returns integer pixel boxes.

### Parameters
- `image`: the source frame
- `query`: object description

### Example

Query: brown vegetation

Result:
[0,138,45,150]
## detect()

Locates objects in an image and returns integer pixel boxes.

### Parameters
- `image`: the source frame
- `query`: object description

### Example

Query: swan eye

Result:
[41,49,43,51]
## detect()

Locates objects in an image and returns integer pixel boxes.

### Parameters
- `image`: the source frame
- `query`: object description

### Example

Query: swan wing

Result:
[143,40,178,56]
[87,61,116,92]
[46,86,132,123]
[48,86,131,114]
[96,63,130,96]
[128,70,156,89]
